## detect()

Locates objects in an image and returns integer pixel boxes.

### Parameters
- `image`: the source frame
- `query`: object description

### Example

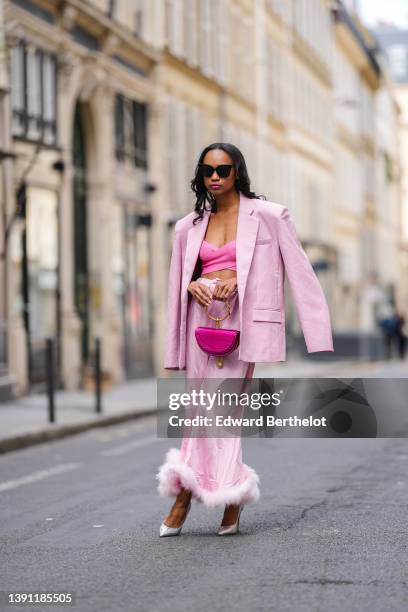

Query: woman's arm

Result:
[277,206,334,353]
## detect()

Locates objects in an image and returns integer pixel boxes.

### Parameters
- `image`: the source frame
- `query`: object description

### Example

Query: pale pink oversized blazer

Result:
[164,192,334,370]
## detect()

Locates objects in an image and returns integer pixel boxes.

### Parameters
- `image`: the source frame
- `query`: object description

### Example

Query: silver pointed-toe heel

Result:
[217,504,244,536]
[159,501,192,537]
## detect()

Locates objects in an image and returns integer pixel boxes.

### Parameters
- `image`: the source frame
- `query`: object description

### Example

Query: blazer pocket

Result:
[255,238,273,245]
[252,308,282,322]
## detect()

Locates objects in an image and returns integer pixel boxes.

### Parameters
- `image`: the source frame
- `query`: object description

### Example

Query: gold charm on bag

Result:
[205,300,232,370]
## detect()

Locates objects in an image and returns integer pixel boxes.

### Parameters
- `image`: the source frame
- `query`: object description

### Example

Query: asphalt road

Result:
[1,414,408,612]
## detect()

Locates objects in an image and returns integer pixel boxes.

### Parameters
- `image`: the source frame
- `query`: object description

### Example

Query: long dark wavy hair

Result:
[190,143,266,225]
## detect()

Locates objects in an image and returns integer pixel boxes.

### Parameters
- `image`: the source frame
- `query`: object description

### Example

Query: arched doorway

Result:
[72,104,89,375]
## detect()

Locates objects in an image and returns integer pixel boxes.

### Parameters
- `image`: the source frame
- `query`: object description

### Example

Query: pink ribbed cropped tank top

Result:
[199,239,237,274]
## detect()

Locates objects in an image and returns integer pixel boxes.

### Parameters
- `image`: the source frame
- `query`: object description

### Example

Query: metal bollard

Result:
[95,338,102,413]
[46,338,55,423]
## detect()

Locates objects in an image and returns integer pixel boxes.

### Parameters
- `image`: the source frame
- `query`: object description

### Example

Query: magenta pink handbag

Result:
[195,299,240,369]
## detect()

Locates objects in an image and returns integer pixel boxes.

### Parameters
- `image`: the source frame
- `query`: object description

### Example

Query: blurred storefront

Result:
[24,186,59,384]
[120,211,154,378]
[0,0,15,399]
[2,0,159,394]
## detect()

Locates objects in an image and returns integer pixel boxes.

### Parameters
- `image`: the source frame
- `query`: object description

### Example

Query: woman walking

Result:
[156,143,334,536]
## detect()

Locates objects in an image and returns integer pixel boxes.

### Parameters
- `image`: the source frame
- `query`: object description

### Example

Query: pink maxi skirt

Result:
[156,277,260,508]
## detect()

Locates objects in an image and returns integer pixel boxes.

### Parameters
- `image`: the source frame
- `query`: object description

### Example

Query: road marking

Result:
[101,436,162,456]
[0,463,81,493]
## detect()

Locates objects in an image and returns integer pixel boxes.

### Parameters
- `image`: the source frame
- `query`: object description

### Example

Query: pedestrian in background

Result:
[377,299,401,360]
[395,310,407,360]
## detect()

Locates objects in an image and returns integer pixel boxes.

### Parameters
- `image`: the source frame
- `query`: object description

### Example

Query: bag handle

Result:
[205,299,231,328]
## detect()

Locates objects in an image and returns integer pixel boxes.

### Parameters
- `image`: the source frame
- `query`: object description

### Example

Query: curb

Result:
[0,406,160,455]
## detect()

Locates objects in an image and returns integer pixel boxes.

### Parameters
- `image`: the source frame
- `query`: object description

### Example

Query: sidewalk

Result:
[0,357,406,454]
[0,378,158,454]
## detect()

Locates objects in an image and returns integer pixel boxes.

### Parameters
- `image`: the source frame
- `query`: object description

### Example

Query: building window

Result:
[134,0,143,37]
[108,0,116,18]
[200,0,213,76]
[114,94,148,169]
[10,41,57,145]
[388,44,408,82]
[184,0,199,66]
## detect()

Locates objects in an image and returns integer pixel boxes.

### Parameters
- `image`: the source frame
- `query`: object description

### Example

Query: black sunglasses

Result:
[198,164,233,179]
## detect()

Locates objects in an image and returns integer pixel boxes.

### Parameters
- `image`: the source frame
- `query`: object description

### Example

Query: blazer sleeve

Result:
[164,228,184,370]
[277,206,334,353]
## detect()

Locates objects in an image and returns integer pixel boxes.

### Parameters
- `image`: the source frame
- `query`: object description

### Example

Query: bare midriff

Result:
[200,269,237,281]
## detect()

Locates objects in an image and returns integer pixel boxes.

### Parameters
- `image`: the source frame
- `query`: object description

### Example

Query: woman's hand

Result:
[188,281,213,307]
[212,278,238,301]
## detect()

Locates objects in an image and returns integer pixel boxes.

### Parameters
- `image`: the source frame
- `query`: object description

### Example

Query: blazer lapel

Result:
[236,193,259,304]
[181,192,259,302]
